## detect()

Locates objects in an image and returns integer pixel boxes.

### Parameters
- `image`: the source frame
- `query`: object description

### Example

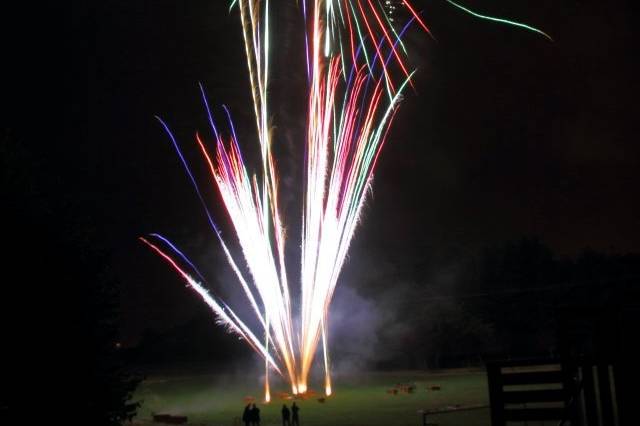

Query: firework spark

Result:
[143,0,550,400]
[444,0,553,41]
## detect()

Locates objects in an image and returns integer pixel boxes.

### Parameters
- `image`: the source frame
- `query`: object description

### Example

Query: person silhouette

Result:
[251,403,261,426]
[291,402,300,426]
[242,404,251,426]
[281,404,291,426]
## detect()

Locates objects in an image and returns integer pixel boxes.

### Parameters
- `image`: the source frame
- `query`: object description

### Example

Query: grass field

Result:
[133,369,491,426]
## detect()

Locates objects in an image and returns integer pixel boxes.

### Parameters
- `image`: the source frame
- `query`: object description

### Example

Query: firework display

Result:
[142,1,549,401]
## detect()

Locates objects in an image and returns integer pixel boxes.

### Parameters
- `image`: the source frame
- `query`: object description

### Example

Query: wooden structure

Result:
[152,413,188,424]
[486,358,575,424]
[486,305,639,426]
[486,356,629,426]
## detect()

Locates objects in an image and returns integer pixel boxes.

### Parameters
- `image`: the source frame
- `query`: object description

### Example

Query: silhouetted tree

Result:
[2,130,141,425]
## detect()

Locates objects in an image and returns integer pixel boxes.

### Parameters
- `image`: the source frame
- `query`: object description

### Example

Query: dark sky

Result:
[80,0,639,343]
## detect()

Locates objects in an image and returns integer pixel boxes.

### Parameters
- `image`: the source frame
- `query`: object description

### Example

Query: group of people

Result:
[242,402,300,426]
[281,402,300,426]
[242,404,261,426]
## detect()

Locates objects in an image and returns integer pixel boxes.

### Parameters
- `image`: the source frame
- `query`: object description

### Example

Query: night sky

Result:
[75,0,638,344]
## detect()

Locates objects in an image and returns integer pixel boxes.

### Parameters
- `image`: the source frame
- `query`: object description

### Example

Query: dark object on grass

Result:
[429,385,441,391]
[152,413,188,424]
[388,383,416,394]
[417,410,439,426]
[317,397,326,403]
[399,383,416,393]
[419,404,488,426]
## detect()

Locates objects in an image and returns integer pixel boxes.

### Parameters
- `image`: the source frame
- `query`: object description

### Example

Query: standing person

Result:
[291,402,300,426]
[281,404,291,426]
[251,403,261,426]
[242,404,251,426]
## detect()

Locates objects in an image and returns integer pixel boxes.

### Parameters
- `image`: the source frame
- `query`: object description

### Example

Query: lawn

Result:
[133,369,490,426]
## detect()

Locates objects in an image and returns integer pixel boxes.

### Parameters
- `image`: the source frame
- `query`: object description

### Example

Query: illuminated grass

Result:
[134,369,490,426]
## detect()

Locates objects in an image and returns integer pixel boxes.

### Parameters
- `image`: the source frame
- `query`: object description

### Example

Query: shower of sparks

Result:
[143,0,550,401]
